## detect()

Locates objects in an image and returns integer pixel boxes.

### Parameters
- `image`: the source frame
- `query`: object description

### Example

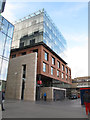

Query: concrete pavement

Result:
[2,98,88,118]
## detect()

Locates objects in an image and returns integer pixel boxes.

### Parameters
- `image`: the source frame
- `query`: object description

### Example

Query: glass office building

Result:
[0,15,14,81]
[12,9,66,59]
[43,10,66,56]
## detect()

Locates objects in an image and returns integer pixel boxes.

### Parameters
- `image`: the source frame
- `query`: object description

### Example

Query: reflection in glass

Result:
[43,10,67,59]
[57,61,60,68]
[57,70,59,77]
[52,57,55,65]
[8,23,14,38]
[62,73,64,79]
[0,15,14,81]
[51,67,53,75]
[0,32,6,56]
[2,18,8,34]
[0,59,8,80]
[0,58,2,71]
[45,51,48,61]
[4,37,12,59]
[43,62,46,72]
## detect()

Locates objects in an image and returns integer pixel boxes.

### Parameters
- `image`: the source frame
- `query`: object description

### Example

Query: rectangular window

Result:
[69,70,71,75]
[62,64,64,71]
[66,75,68,80]
[62,73,64,79]
[30,39,35,45]
[12,54,16,58]
[43,62,46,72]
[34,31,39,34]
[52,57,55,65]
[57,70,59,77]
[20,42,24,47]
[66,67,68,74]
[57,61,60,68]
[51,67,53,75]
[45,51,48,61]
[22,64,26,79]
[21,52,26,55]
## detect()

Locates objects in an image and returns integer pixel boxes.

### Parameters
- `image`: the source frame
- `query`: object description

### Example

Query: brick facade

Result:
[10,43,71,85]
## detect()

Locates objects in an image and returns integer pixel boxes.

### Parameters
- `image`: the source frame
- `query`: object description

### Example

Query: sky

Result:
[1,1,88,79]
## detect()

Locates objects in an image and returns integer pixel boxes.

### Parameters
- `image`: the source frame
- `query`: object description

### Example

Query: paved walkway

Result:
[2,99,89,118]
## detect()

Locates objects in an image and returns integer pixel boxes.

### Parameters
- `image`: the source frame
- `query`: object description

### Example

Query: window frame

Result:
[12,54,16,58]
[62,73,64,79]
[51,67,53,75]
[57,61,60,68]
[57,70,59,77]
[62,64,64,71]
[66,67,68,74]
[52,57,55,65]
[45,51,48,61]
[43,62,46,72]
[30,39,35,45]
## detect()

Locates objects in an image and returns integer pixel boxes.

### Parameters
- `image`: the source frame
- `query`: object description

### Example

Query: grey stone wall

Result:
[5,53,37,101]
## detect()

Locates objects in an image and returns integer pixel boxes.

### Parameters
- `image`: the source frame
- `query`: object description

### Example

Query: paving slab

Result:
[2,99,88,118]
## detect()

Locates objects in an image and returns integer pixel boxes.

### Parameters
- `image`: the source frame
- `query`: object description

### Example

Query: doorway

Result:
[21,64,26,100]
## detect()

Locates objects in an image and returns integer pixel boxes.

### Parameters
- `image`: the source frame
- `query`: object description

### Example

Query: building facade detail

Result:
[12,9,66,60]
[6,9,71,101]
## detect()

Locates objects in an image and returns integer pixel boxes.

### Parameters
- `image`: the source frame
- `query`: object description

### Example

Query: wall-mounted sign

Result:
[37,80,42,85]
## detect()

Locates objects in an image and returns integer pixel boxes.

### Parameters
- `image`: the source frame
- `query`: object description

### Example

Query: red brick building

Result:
[5,9,72,101]
[11,42,71,86]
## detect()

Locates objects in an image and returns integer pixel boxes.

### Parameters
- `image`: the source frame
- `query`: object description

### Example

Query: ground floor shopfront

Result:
[36,86,66,101]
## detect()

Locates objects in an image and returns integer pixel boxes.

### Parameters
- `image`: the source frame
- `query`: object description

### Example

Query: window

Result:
[51,67,53,75]
[43,62,46,72]
[62,64,64,71]
[30,39,35,45]
[66,67,68,74]
[57,61,60,68]
[62,73,64,79]
[12,54,16,58]
[45,51,48,61]
[57,70,59,77]
[21,52,26,55]
[22,64,26,79]
[66,75,68,80]
[34,31,39,34]
[20,42,24,47]
[69,70,71,75]
[52,57,55,65]
[22,35,28,39]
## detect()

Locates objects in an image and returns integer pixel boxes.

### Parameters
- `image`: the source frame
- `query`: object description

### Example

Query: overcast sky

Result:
[2,1,88,79]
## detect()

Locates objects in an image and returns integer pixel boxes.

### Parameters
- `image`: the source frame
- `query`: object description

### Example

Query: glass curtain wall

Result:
[0,15,14,81]
[43,10,67,58]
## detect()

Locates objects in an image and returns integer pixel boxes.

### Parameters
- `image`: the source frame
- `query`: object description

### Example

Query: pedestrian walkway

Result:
[2,99,88,118]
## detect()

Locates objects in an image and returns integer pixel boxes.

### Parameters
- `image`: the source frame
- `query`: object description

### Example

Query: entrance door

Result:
[21,80,25,100]
[21,64,26,100]
[53,89,65,101]
[36,86,40,100]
